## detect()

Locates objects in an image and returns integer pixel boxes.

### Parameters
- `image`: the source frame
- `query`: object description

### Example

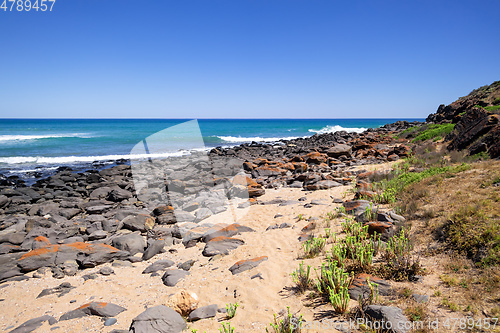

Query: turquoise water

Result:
[0,118,422,173]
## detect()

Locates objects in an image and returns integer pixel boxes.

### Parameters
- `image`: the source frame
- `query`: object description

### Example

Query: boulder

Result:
[112,233,146,256]
[129,305,186,333]
[165,289,199,316]
[142,239,165,261]
[121,214,155,232]
[107,188,132,202]
[326,144,352,158]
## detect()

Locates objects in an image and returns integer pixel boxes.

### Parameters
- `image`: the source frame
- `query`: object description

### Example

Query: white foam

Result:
[0,151,196,165]
[0,133,92,142]
[218,135,300,143]
[308,125,367,134]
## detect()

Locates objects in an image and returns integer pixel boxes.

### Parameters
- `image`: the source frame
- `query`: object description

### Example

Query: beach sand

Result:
[0,183,357,333]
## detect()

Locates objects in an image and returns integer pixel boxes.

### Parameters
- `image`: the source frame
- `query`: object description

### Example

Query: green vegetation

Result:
[219,322,236,333]
[483,105,500,112]
[265,307,303,333]
[302,237,326,258]
[444,201,500,266]
[225,302,239,319]
[372,162,470,204]
[291,261,312,293]
[314,261,353,314]
[411,123,455,142]
[382,229,420,280]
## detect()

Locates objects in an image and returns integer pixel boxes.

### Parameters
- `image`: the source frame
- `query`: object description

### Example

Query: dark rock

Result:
[37,282,75,299]
[177,259,196,271]
[121,214,155,232]
[107,188,132,202]
[202,223,255,242]
[60,302,127,321]
[111,233,146,256]
[202,237,245,257]
[162,269,190,287]
[348,274,393,301]
[99,266,115,275]
[229,256,268,275]
[343,200,371,216]
[304,180,342,191]
[142,239,165,261]
[8,315,57,333]
[128,305,186,333]
[188,304,218,321]
[364,305,410,333]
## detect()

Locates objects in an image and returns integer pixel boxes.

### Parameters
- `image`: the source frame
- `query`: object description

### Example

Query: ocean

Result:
[0,118,423,182]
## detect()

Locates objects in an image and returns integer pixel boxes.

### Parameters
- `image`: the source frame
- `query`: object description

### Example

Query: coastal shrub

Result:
[328,285,350,314]
[372,163,470,204]
[443,201,500,266]
[291,261,312,293]
[314,261,353,298]
[265,307,303,333]
[483,105,500,112]
[382,229,420,280]
[219,322,236,333]
[358,276,379,307]
[411,123,455,142]
[225,302,239,319]
[302,237,326,258]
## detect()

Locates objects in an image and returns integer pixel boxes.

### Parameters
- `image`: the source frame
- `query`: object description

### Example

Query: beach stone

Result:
[86,205,112,214]
[60,302,127,321]
[202,223,255,242]
[142,259,175,274]
[229,256,268,275]
[195,208,212,222]
[364,305,410,333]
[8,315,57,333]
[121,214,155,232]
[90,187,113,200]
[88,230,107,241]
[188,304,218,321]
[142,239,165,261]
[202,237,245,257]
[412,294,429,303]
[129,305,186,333]
[99,266,115,275]
[107,188,132,202]
[111,233,146,256]
[326,144,352,158]
[17,242,127,272]
[165,289,199,316]
[365,221,396,241]
[348,274,393,301]
[162,269,190,287]
[37,282,75,299]
[343,200,371,216]
[104,318,118,326]
[177,259,196,271]
[61,260,79,276]
[112,260,133,267]
[304,180,342,191]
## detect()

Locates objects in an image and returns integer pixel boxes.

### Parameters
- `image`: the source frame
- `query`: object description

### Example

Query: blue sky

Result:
[0,0,499,118]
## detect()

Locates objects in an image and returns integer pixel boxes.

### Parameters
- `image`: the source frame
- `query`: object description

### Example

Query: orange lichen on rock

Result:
[34,236,50,244]
[20,245,60,260]
[77,302,108,310]
[232,256,268,267]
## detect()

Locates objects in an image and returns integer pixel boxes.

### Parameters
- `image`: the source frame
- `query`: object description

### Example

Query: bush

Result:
[382,229,421,280]
[291,261,312,293]
[302,237,326,258]
[266,307,303,333]
[411,123,455,143]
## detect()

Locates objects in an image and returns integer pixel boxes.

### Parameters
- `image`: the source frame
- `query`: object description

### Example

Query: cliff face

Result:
[426,81,500,158]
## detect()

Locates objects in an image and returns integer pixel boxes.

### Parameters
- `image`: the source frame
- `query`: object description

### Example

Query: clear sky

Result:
[0,0,499,119]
